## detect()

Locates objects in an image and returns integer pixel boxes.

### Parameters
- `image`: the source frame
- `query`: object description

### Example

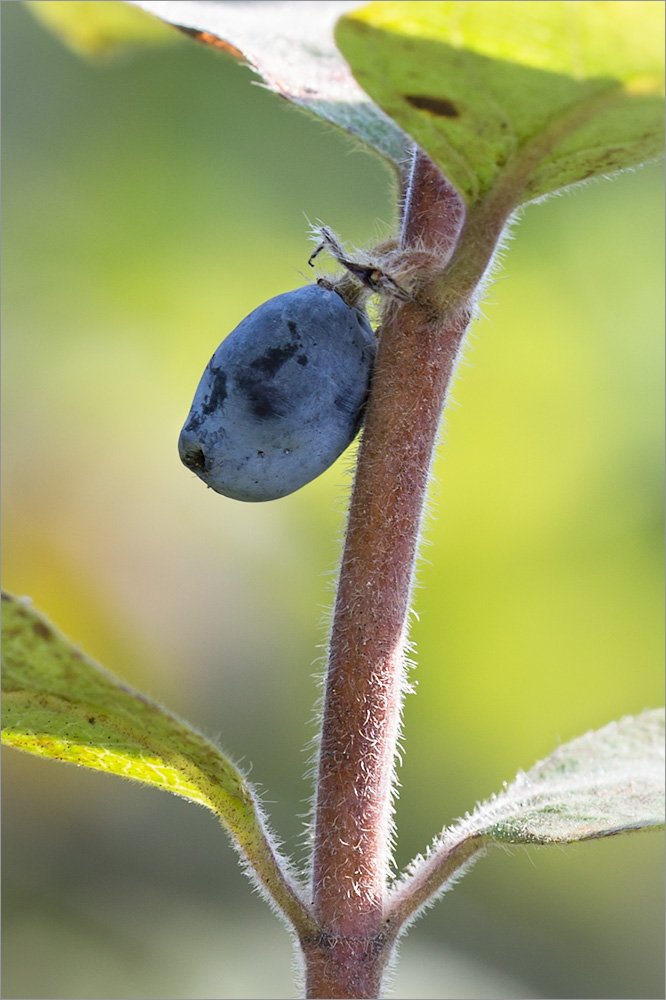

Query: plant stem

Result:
[305,151,470,998]
[299,76,620,1000]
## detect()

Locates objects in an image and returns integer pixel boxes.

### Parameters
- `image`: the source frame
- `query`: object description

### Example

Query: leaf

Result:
[27,0,179,59]
[1,592,312,928]
[2,592,245,816]
[127,0,409,166]
[458,709,665,844]
[389,710,664,929]
[336,1,665,205]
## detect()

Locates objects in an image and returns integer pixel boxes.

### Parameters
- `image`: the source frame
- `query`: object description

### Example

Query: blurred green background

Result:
[2,3,664,998]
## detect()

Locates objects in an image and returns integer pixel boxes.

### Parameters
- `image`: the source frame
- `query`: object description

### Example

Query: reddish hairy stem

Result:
[400,145,465,255]
[311,295,468,918]
[306,153,468,997]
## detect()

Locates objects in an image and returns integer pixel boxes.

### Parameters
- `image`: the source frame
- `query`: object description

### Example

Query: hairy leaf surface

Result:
[456,709,665,844]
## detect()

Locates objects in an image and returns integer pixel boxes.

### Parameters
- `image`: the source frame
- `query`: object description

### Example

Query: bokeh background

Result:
[2,4,664,998]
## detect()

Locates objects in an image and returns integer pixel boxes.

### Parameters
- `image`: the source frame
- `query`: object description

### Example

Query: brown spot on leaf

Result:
[32,620,51,640]
[176,26,244,60]
[405,94,459,117]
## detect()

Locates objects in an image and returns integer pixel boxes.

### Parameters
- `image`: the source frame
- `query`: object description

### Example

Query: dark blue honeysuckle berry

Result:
[178,284,375,501]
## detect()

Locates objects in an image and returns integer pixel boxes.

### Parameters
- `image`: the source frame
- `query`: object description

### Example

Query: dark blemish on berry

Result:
[184,410,203,432]
[405,94,459,117]
[287,320,298,336]
[297,354,308,366]
[88,717,96,725]
[202,369,228,415]
[249,341,300,379]
[334,392,356,415]
[234,371,293,420]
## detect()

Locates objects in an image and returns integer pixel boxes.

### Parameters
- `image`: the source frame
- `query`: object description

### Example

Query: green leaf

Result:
[27,0,179,59]
[458,709,665,844]
[128,1,409,166]
[389,710,664,929]
[1,592,312,930]
[336,1,665,205]
[2,592,245,815]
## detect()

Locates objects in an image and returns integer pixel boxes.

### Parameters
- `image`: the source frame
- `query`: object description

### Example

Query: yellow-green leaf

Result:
[1,592,312,931]
[2,592,240,812]
[336,1,665,205]
[27,0,179,59]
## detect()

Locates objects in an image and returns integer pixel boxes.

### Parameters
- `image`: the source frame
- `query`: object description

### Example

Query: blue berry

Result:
[178,285,375,501]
